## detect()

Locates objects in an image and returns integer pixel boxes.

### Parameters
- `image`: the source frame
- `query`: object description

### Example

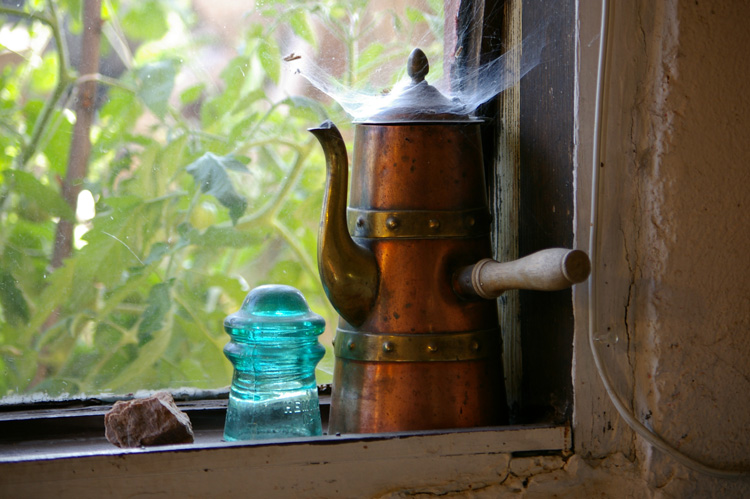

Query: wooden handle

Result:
[453,248,591,299]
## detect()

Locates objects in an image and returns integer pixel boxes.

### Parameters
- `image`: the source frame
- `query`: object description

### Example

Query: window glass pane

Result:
[0,0,449,403]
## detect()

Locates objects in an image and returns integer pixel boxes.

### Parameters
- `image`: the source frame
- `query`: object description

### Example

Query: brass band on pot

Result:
[347,207,491,239]
[334,328,501,362]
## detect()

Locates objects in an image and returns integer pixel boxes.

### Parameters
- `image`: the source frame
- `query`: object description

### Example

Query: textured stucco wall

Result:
[574,0,750,495]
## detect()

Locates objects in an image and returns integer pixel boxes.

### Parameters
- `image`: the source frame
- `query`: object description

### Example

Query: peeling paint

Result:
[379,454,652,498]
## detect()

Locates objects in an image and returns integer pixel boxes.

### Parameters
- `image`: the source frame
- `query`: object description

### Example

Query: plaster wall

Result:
[572,0,750,495]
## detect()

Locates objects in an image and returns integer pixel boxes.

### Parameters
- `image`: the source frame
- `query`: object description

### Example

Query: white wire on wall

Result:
[587,0,749,480]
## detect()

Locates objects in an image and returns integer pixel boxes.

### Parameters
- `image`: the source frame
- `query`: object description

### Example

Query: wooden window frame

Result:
[0,0,579,494]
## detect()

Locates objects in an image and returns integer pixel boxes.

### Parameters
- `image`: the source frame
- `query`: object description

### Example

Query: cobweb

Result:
[279,0,550,121]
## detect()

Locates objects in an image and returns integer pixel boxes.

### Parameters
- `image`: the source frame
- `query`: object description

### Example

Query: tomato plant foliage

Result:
[0,0,440,401]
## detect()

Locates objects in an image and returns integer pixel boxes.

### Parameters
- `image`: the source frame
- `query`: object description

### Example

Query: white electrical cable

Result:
[587,0,750,479]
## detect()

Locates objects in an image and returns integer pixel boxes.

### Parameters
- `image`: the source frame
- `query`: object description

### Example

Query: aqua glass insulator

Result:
[222,285,326,441]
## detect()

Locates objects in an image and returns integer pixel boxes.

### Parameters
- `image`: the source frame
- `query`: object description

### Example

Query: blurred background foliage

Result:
[0,0,442,401]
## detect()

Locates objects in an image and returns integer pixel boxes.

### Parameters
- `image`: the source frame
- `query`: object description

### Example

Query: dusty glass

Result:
[0,0,446,403]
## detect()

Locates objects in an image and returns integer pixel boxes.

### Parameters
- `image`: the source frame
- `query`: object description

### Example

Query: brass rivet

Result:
[428,219,440,230]
[386,216,400,230]
[427,343,438,353]
[466,216,476,227]
[471,340,480,351]
[382,341,394,353]
[348,341,356,350]
[356,217,365,227]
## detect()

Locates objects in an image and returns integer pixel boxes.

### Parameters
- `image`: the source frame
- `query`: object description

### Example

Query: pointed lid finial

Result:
[408,48,429,84]
[360,48,477,123]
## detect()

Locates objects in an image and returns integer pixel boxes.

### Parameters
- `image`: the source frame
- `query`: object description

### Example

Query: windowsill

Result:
[0,396,571,496]
[0,396,569,463]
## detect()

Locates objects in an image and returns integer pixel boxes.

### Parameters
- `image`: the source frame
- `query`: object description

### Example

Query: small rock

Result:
[104,391,194,448]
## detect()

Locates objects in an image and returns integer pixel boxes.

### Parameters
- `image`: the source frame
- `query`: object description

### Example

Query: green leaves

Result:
[357,43,385,74]
[200,56,250,128]
[285,96,329,122]
[0,270,29,327]
[2,170,75,221]
[138,280,173,344]
[106,316,173,392]
[121,0,169,41]
[258,40,281,85]
[289,10,315,46]
[186,153,249,225]
[0,0,403,400]
[136,59,180,119]
[30,53,59,93]
[41,110,75,176]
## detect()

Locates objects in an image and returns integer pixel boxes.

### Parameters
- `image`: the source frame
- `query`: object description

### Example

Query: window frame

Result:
[0,0,583,491]
[0,395,570,496]
[477,0,577,424]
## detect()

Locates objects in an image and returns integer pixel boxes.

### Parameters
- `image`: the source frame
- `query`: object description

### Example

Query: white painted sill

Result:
[0,397,570,497]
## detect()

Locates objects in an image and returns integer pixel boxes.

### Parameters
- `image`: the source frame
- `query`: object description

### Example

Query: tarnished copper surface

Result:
[314,118,508,434]
[350,124,486,210]
[332,122,506,433]
[329,358,506,433]
[360,238,496,334]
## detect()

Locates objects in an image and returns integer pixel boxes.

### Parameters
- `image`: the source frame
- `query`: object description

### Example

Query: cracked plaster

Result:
[379,453,650,498]
[574,0,750,496]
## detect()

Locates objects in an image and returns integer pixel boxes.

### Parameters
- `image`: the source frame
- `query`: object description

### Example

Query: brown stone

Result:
[104,391,195,448]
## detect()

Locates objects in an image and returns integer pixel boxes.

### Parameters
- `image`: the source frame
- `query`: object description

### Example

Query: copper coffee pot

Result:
[310,49,590,434]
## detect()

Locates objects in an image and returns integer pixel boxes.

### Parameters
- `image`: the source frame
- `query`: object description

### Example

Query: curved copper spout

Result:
[309,121,379,326]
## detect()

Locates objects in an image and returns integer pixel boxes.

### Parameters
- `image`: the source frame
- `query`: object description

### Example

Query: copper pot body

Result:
[328,123,507,433]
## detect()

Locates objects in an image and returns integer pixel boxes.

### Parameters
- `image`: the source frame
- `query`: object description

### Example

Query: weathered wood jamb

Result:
[494,0,523,423]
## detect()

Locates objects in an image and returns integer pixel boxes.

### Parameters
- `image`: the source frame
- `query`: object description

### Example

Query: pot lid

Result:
[359,48,479,124]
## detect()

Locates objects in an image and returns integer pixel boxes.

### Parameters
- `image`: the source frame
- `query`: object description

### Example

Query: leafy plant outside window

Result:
[0,0,443,401]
